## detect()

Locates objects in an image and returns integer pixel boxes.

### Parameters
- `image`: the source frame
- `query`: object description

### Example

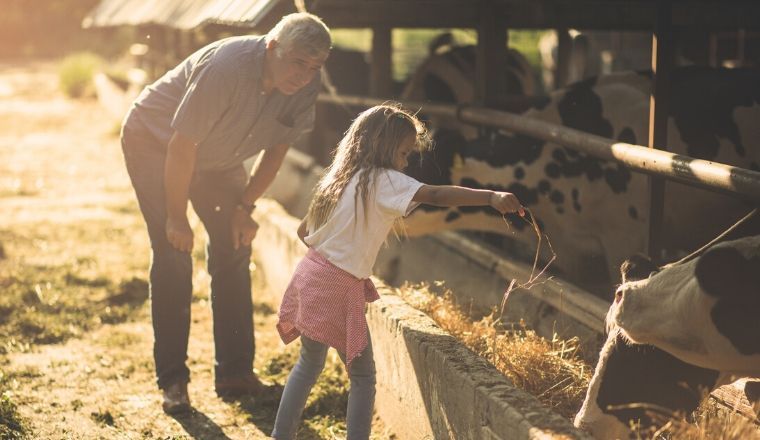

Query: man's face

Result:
[266,41,327,95]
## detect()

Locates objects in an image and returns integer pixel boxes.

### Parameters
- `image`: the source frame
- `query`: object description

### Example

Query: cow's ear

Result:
[695,246,760,302]
[620,253,658,282]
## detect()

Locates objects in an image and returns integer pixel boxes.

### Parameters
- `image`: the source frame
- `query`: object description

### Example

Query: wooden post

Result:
[370,26,392,98]
[475,0,507,107]
[647,1,674,262]
[555,28,571,89]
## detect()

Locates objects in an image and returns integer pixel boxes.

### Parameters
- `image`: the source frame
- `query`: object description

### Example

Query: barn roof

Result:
[81,0,282,30]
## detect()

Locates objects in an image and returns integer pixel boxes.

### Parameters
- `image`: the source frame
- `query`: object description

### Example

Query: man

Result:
[120,13,331,414]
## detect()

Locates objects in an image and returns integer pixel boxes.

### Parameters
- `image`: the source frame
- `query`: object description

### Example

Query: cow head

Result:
[575,260,720,439]
[610,236,760,375]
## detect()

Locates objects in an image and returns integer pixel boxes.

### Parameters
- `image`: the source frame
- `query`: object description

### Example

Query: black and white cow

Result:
[574,235,760,438]
[403,66,760,288]
[611,235,760,376]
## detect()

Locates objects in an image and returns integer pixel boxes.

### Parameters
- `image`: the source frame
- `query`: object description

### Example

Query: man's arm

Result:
[240,142,290,206]
[228,142,290,250]
[164,131,197,252]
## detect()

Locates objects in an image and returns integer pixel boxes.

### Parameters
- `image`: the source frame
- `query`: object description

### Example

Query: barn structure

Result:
[83,0,760,437]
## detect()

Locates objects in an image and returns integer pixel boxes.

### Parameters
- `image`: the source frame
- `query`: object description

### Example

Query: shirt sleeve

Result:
[375,169,425,218]
[170,50,238,144]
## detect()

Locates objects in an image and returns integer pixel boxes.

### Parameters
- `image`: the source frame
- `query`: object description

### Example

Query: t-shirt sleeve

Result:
[170,51,238,144]
[375,169,425,218]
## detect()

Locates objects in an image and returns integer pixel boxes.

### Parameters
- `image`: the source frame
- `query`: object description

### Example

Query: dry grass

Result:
[630,398,760,440]
[398,283,760,439]
[398,283,591,419]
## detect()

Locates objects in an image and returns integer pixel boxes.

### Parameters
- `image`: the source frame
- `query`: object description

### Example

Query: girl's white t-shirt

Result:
[304,168,424,279]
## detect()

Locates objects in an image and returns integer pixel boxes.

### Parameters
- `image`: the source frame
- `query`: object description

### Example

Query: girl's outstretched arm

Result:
[412,185,525,216]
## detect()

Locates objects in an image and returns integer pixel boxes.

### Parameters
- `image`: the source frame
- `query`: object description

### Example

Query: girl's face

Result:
[393,133,417,171]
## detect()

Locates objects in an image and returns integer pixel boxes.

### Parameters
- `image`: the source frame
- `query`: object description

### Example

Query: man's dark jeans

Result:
[121,125,254,390]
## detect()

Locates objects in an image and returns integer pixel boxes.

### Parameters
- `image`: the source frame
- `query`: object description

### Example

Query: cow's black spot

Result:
[556,206,564,214]
[670,66,760,160]
[549,190,564,205]
[629,206,638,220]
[550,78,639,191]
[514,167,525,180]
[557,76,612,138]
[544,147,612,186]
[595,333,719,431]
[571,188,581,212]
[604,164,632,193]
[617,127,637,145]
[695,243,760,355]
[552,149,567,163]
[462,131,545,167]
[538,179,552,194]
[545,162,561,178]
[445,211,461,223]
[424,74,457,103]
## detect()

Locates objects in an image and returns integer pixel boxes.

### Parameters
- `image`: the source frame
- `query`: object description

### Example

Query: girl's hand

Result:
[231,208,259,250]
[490,191,525,216]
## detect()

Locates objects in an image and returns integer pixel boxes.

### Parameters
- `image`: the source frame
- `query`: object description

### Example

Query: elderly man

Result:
[120,13,331,413]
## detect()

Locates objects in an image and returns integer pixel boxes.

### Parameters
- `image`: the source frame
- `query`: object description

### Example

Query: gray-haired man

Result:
[120,13,331,414]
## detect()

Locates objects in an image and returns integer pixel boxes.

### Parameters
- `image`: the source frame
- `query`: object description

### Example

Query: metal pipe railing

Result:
[317,93,760,203]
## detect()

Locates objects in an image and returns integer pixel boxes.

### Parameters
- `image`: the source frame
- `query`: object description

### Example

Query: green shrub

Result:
[0,391,28,439]
[58,52,103,98]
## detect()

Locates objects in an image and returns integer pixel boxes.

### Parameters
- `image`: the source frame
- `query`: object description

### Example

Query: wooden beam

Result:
[647,1,675,262]
[370,26,392,98]
[308,1,760,30]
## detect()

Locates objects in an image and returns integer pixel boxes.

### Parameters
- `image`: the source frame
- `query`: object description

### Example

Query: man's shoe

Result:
[215,373,281,399]
[162,381,191,414]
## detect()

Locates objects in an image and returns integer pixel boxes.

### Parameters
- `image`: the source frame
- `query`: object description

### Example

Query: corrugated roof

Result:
[82,0,282,30]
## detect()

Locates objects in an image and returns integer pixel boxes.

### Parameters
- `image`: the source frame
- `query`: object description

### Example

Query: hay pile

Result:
[398,283,591,419]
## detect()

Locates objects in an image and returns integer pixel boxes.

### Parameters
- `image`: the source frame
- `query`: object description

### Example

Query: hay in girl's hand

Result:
[500,207,556,317]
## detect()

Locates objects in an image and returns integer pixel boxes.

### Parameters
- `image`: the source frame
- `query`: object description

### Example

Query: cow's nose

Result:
[614,287,624,304]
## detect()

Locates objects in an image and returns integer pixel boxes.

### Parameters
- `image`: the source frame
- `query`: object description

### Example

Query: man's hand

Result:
[166,217,194,252]
[231,209,259,250]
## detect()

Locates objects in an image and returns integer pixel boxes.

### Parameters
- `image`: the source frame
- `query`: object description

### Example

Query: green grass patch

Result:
[0,391,29,440]
[0,264,148,352]
[58,52,104,99]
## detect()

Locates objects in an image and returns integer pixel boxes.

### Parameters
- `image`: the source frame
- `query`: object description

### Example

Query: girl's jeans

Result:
[272,335,377,439]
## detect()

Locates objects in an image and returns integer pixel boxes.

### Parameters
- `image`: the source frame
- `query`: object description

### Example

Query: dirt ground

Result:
[0,61,392,439]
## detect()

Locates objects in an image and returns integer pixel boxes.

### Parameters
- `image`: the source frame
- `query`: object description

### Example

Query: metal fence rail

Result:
[317,93,760,203]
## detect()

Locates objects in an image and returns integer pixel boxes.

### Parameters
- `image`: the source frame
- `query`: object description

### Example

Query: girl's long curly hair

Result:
[306,103,431,233]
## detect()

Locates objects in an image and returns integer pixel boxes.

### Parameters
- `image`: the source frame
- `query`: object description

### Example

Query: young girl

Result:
[272,103,524,439]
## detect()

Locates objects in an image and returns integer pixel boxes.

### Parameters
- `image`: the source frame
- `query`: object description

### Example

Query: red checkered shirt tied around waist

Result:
[277,248,380,368]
